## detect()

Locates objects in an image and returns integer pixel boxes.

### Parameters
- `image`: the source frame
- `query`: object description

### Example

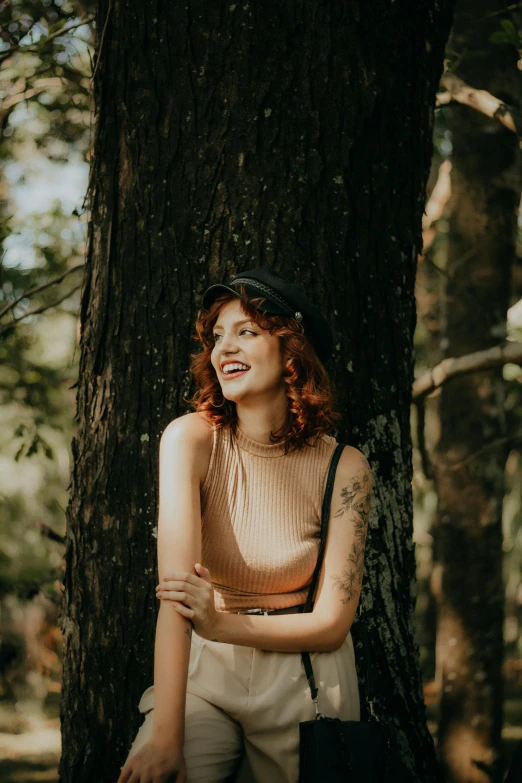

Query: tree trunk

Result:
[432,3,522,781]
[59,2,456,780]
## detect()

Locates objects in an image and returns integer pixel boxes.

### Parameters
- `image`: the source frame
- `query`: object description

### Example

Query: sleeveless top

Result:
[200,424,339,612]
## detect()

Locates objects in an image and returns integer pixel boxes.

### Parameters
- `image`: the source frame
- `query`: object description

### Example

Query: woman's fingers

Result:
[171,602,195,618]
[156,581,198,598]
[195,563,212,582]
[156,579,192,592]
[156,590,194,604]
[160,571,201,586]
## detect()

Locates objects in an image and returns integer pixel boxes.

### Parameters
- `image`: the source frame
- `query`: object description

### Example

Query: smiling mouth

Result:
[222,367,250,378]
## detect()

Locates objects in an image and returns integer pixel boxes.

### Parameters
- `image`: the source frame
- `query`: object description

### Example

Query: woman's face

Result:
[210,298,289,403]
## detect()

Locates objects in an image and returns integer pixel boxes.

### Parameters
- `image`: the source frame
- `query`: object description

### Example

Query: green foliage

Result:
[13,421,59,461]
[0,0,94,613]
[444,18,522,72]
[489,19,522,50]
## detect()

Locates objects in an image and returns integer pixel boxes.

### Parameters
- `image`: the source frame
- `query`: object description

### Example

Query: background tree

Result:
[60,2,459,781]
[411,3,522,781]
[429,3,521,781]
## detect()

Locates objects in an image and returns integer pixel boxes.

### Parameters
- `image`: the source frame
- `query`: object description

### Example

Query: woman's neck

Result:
[235,407,288,445]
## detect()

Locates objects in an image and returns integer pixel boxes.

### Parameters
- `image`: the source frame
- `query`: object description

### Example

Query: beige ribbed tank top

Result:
[200,424,339,612]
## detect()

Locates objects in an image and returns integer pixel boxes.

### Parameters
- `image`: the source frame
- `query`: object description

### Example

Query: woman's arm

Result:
[150,415,210,747]
[211,609,342,653]
[162,445,372,654]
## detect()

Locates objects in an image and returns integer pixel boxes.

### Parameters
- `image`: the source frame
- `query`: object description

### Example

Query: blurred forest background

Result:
[0,1,521,782]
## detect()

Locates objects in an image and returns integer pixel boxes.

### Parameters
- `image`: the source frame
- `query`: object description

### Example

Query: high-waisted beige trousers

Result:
[124,628,360,783]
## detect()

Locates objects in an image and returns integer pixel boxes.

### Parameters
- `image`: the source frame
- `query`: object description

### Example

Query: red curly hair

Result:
[184,285,342,454]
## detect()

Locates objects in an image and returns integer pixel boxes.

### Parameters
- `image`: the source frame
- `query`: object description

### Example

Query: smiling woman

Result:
[187,266,341,453]
[118,266,372,783]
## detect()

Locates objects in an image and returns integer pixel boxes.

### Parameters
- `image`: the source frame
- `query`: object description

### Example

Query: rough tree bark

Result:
[431,2,522,782]
[59,2,456,781]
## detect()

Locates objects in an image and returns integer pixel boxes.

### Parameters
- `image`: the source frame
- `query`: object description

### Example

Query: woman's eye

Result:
[213,329,257,341]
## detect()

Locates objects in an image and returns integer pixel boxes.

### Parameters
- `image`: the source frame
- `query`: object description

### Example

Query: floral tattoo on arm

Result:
[330,454,372,604]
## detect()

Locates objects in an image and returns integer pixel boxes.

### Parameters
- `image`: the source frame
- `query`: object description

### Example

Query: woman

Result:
[118,265,373,783]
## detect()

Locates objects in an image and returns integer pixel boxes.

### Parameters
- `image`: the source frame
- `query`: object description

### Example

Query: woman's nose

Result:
[219,333,239,351]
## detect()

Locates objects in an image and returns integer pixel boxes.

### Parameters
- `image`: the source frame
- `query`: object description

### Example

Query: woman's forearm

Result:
[212,609,342,653]
[151,601,192,747]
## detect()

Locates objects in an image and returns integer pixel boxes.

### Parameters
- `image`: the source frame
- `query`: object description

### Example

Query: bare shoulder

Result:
[336,445,373,493]
[338,444,371,473]
[162,411,213,442]
[161,412,214,487]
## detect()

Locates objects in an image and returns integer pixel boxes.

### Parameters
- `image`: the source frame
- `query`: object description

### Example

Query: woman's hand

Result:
[155,564,221,641]
[117,739,186,783]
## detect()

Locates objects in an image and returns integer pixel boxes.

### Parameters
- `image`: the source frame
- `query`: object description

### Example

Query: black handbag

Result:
[299,443,400,782]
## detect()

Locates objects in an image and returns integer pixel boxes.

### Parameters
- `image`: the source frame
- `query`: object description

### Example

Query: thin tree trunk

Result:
[59,2,456,780]
[415,149,451,684]
[432,3,522,781]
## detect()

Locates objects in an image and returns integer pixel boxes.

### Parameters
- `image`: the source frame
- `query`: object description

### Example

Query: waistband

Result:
[236,602,306,616]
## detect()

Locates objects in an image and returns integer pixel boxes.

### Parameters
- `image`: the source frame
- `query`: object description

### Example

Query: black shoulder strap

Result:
[301,442,376,716]
[303,443,345,614]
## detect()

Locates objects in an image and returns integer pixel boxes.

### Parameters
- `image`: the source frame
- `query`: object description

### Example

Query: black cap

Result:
[202,265,334,363]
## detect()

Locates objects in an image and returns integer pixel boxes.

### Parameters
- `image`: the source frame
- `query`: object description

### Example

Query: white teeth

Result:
[223,364,249,374]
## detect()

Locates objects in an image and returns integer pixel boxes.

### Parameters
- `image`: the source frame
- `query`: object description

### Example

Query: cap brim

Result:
[202,281,284,315]
[202,284,241,311]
